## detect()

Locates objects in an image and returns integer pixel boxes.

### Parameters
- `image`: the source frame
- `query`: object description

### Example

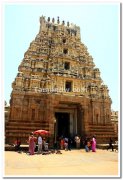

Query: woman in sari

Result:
[91,136,96,152]
[29,133,35,155]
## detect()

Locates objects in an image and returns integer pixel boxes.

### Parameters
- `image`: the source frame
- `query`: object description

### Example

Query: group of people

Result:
[27,133,48,155]
[59,137,72,151]
[13,134,116,155]
[55,135,96,152]
[28,133,97,155]
[83,136,96,152]
[54,135,81,151]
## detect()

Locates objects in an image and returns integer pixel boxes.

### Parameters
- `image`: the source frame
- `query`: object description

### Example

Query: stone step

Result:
[91,126,114,129]
[89,128,114,132]
[89,124,114,129]
[6,121,42,124]
[94,135,117,143]
[6,133,30,137]
[89,129,114,133]
[5,144,29,151]
[5,129,40,133]
[6,125,42,129]
[96,144,118,150]
[89,132,116,136]
[92,134,117,137]
[8,119,41,122]
[5,143,118,151]
[89,127,114,131]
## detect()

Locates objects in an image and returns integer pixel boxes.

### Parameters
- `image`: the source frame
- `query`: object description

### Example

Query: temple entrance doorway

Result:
[55,112,70,137]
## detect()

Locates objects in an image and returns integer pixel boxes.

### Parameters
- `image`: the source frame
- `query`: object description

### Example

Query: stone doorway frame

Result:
[54,108,78,138]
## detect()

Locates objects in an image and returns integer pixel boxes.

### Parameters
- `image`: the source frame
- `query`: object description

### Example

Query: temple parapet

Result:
[39,15,81,40]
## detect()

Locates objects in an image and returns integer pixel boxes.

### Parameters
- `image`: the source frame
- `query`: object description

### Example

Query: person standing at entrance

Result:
[38,134,42,154]
[28,133,35,155]
[75,135,80,149]
[107,137,114,151]
[91,136,96,152]
[60,137,64,150]
[64,137,68,151]
[84,137,89,152]
[68,137,72,151]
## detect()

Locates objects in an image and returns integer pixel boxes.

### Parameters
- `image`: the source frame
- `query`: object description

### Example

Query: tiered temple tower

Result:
[6,16,117,145]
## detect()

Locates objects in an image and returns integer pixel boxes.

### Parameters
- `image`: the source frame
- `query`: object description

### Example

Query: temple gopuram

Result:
[6,16,117,145]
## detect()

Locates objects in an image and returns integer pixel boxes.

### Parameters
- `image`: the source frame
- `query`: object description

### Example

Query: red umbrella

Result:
[33,129,49,135]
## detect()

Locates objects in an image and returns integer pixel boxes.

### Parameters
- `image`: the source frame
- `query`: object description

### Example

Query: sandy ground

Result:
[4,149,119,177]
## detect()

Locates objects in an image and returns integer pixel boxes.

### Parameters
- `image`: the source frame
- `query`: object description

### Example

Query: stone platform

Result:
[5,143,118,151]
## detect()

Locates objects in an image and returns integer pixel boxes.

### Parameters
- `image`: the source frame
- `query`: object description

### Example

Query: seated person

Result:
[14,138,21,151]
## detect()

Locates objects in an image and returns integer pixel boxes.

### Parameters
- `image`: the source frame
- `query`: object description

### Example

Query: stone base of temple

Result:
[5,93,117,145]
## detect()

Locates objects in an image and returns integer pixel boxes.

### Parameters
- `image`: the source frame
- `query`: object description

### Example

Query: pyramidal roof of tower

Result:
[12,15,110,100]
[18,16,95,71]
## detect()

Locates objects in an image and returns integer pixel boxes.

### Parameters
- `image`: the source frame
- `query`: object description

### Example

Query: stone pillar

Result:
[70,112,74,136]
[73,109,77,135]
[48,95,58,147]
[83,105,89,135]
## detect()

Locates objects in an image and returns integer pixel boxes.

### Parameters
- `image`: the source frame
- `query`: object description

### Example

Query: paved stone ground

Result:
[4,149,119,177]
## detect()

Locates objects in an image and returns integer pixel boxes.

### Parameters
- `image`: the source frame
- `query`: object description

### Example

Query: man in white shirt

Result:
[75,135,80,149]
[38,135,42,154]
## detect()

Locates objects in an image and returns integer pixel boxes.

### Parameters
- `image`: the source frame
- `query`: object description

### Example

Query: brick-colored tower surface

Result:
[6,16,117,145]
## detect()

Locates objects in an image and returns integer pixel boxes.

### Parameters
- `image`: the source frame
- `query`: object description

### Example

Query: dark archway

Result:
[55,112,70,137]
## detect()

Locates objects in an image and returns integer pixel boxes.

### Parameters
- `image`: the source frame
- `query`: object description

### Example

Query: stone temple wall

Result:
[5,16,117,145]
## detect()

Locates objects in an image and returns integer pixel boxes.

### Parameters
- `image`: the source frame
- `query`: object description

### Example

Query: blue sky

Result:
[4,3,120,111]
